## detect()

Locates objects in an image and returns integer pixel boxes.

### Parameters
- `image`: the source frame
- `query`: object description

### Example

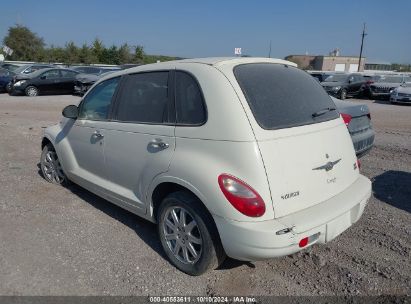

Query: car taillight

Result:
[299,232,320,248]
[357,159,361,170]
[218,174,266,217]
[341,113,352,126]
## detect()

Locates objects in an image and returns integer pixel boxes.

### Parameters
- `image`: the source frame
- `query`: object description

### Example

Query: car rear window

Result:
[234,63,339,130]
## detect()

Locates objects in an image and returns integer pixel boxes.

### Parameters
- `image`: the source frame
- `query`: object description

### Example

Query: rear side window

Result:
[115,72,170,124]
[41,70,60,79]
[175,71,206,125]
[61,70,78,78]
[234,64,339,130]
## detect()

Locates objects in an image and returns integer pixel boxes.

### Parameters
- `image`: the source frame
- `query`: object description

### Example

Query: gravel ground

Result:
[0,94,410,296]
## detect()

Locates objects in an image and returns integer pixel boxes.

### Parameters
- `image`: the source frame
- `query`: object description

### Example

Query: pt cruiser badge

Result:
[312,158,342,172]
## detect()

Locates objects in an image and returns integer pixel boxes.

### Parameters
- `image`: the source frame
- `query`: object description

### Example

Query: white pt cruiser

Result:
[41,58,372,275]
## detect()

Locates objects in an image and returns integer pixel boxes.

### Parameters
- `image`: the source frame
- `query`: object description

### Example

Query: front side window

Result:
[234,63,339,130]
[175,71,206,125]
[115,72,170,124]
[78,77,120,120]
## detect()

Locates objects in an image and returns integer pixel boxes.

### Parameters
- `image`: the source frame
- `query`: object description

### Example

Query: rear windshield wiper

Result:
[312,107,336,118]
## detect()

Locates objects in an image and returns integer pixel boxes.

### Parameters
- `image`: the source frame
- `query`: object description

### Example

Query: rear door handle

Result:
[149,139,169,149]
[93,130,104,138]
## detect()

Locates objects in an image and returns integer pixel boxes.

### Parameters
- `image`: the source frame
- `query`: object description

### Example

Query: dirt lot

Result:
[0,94,410,296]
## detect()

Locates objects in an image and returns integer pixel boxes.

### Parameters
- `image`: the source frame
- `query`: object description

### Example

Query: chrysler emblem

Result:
[313,159,342,172]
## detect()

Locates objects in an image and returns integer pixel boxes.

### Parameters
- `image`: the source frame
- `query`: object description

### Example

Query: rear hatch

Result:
[234,64,359,218]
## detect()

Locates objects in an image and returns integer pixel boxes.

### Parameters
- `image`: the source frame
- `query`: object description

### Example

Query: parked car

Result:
[40,58,371,275]
[321,73,366,99]
[11,68,79,96]
[74,71,117,95]
[390,82,411,104]
[367,75,407,100]
[332,97,374,157]
[0,67,14,93]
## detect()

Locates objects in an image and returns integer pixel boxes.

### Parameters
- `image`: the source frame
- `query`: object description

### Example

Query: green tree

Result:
[107,45,120,64]
[64,41,79,65]
[91,38,104,63]
[132,45,145,63]
[3,25,45,61]
[46,45,66,63]
[118,43,131,64]
[78,43,96,64]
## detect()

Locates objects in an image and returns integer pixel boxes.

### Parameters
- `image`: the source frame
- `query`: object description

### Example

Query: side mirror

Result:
[62,105,78,119]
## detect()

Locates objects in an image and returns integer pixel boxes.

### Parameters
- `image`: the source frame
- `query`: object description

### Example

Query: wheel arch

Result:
[149,178,211,224]
[41,137,52,150]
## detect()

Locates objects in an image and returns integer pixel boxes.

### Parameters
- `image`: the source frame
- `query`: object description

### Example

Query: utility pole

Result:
[358,23,367,72]
[268,40,272,58]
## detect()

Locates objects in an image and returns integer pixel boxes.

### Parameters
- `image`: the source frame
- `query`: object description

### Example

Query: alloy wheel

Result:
[162,206,203,264]
[26,87,38,96]
[42,150,66,184]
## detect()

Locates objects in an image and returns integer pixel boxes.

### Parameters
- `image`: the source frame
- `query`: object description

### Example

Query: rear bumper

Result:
[214,175,371,261]
[350,128,375,157]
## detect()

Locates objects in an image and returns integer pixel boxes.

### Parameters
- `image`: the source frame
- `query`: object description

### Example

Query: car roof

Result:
[170,57,296,67]
[102,57,297,81]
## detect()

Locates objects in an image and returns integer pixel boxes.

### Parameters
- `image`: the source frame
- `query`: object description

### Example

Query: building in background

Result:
[285,51,366,72]
[364,61,393,72]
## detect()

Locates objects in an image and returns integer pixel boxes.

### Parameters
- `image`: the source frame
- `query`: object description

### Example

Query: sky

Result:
[1,0,410,63]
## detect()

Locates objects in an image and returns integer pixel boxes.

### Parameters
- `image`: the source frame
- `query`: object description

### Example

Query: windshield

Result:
[376,76,403,83]
[234,63,338,130]
[324,74,348,82]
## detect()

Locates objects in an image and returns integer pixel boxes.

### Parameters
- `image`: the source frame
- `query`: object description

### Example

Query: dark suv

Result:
[321,73,366,100]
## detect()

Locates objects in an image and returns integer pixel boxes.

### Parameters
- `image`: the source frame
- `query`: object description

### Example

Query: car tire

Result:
[40,144,69,186]
[157,191,226,276]
[340,89,347,100]
[25,86,39,97]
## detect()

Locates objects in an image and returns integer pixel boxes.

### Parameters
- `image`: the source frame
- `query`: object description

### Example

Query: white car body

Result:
[42,57,371,273]
[390,83,411,104]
